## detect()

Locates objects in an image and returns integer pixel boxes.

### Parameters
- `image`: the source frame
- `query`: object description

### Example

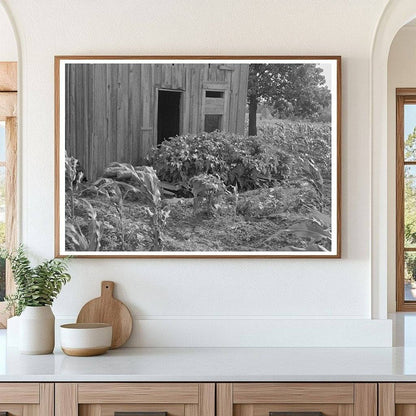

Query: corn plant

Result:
[2,245,71,316]
[91,178,132,251]
[65,198,101,251]
[266,209,331,251]
[100,163,170,251]
[65,152,86,218]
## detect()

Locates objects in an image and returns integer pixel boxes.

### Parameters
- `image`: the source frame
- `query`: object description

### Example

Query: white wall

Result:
[0,0,393,346]
[0,4,17,61]
[387,25,416,312]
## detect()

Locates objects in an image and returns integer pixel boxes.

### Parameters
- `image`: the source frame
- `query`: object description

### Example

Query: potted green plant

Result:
[3,246,71,354]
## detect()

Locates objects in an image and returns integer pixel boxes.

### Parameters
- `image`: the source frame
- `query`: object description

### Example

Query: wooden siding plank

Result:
[236,64,249,134]
[55,383,78,416]
[75,65,86,176]
[172,64,181,90]
[217,383,233,416]
[182,66,191,134]
[66,64,76,160]
[228,65,241,133]
[162,64,173,89]
[0,383,39,403]
[208,64,216,82]
[379,384,395,416]
[141,64,153,157]
[64,64,72,157]
[0,62,17,91]
[202,81,229,90]
[233,383,354,404]
[106,64,118,169]
[154,63,162,86]
[78,383,199,404]
[117,64,129,162]
[129,63,141,164]
[0,92,17,120]
[190,65,201,133]
[82,65,91,179]
[91,64,107,179]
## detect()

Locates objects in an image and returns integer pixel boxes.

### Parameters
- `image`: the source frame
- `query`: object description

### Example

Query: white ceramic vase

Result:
[19,306,55,354]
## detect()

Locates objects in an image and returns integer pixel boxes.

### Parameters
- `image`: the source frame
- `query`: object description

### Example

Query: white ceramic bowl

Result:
[60,323,112,356]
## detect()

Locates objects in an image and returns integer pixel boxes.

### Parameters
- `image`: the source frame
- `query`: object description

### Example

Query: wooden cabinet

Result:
[55,383,215,416]
[217,383,377,416]
[379,383,416,416]
[0,381,390,416]
[0,383,53,416]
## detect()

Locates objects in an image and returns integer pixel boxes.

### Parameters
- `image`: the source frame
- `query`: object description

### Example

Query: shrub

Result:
[190,174,227,215]
[146,131,291,191]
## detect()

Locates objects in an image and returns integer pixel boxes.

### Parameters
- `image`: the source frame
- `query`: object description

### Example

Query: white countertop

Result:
[1,328,416,382]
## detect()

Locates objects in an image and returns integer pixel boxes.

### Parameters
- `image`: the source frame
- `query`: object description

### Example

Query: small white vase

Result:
[19,306,55,354]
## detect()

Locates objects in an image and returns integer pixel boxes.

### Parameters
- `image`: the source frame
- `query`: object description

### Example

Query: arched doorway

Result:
[371,0,416,319]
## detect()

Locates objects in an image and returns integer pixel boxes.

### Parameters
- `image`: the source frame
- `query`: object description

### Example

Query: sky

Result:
[405,104,416,139]
[0,123,5,161]
[318,63,332,88]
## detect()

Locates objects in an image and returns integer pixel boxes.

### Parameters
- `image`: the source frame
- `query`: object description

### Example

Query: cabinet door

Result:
[217,383,377,416]
[0,383,53,416]
[379,383,416,416]
[56,383,215,416]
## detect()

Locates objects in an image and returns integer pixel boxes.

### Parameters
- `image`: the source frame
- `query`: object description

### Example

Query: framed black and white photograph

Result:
[55,56,341,258]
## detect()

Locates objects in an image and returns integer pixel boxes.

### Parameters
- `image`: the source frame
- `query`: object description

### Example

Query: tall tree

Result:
[247,64,331,136]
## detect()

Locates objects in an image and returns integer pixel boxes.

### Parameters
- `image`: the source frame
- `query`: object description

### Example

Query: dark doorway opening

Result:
[157,90,181,145]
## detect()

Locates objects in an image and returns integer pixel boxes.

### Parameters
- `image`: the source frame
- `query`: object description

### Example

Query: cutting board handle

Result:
[101,281,115,298]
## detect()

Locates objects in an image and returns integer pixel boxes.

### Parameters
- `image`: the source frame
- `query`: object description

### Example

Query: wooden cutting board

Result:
[76,281,133,349]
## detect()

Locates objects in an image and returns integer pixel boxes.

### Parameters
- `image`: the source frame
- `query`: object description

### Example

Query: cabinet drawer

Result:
[0,383,53,416]
[217,383,376,416]
[56,383,215,416]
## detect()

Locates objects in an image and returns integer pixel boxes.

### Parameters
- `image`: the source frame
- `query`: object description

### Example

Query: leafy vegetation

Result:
[147,130,291,191]
[2,246,71,316]
[65,161,170,251]
[65,118,332,252]
[404,128,416,282]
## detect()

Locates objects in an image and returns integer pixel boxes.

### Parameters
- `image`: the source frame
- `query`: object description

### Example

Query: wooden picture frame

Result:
[55,56,341,258]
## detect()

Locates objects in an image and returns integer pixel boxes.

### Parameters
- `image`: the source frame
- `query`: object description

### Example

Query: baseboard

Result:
[55,317,392,347]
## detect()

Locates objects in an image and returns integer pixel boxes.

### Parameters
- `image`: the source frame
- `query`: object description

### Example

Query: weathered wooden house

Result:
[65,62,249,180]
